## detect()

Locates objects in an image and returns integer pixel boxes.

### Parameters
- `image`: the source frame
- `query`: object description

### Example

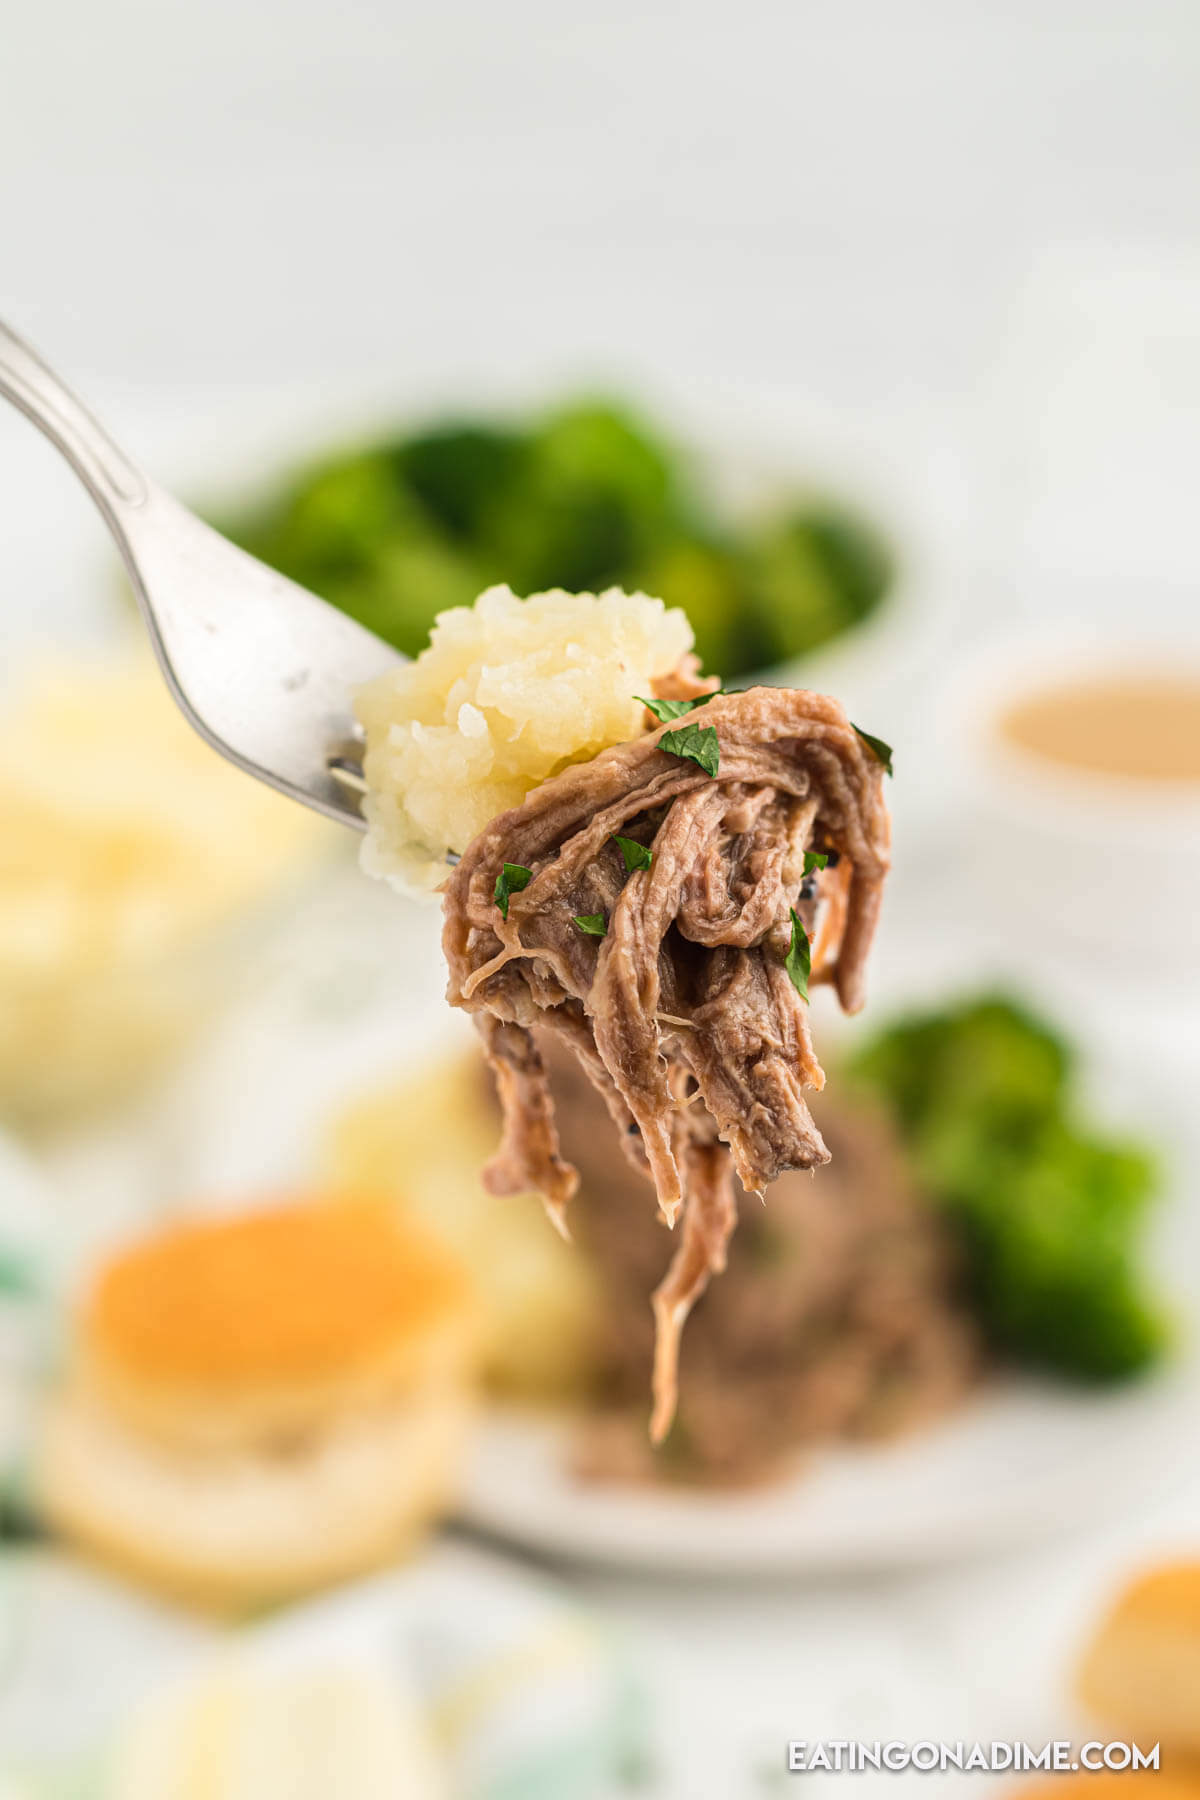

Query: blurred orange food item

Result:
[1018,1778,1200,1800]
[1077,1560,1200,1758]
[37,1199,480,1609]
[88,1199,470,1385]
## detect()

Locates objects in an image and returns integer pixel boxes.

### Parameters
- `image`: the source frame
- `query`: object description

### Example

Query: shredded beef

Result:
[535,1047,982,1487]
[442,685,891,1438]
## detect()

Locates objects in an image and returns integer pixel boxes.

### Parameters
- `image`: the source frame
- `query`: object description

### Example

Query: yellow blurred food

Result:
[36,1198,478,1610]
[0,649,329,1123]
[1077,1560,1200,1756]
[328,1053,601,1403]
[111,1654,446,1800]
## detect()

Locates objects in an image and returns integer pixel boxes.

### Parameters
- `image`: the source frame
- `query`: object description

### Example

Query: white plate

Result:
[454,968,1200,1574]
[459,1360,1200,1576]
[456,1029,1200,1577]
[53,853,1194,1583]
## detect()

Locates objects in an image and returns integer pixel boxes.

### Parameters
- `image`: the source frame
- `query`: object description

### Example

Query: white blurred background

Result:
[3,0,1200,650]
[2,5,1200,1797]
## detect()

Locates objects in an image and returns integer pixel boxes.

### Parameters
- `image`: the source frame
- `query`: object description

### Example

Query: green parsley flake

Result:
[573,913,607,938]
[803,850,830,876]
[493,862,532,919]
[852,723,894,777]
[613,834,653,873]
[636,694,697,724]
[659,722,720,778]
[785,907,812,1001]
[635,688,754,729]
[636,688,744,726]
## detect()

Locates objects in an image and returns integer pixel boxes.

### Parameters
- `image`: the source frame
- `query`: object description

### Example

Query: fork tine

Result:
[0,317,404,829]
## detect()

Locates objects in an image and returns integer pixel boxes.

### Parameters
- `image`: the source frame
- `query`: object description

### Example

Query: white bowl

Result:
[932,627,1200,980]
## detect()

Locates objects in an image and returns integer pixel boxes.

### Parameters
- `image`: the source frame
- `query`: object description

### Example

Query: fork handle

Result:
[0,318,148,518]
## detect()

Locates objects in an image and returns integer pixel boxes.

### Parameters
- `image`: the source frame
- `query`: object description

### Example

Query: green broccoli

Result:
[225,444,487,657]
[475,401,692,596]
[391,423,531,542]
[850,995,1070,1140]
[737,501,895,669]
[218,397,893,678]
[848,996,1168,1382]
[634,535,764,682]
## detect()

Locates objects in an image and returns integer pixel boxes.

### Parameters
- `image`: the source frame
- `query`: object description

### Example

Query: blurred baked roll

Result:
[1077,1560,1200,1756]
[36,1199,477,1609]
[1017,1779,1200,1800]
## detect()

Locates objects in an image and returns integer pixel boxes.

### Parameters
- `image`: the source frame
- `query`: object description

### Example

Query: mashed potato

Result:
[0,652,327,1120]
[328,1053,601,1402]
[355,584,693,894]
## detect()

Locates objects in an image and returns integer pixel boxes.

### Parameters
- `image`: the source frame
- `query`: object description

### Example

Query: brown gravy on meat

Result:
[1001,677,1200,782]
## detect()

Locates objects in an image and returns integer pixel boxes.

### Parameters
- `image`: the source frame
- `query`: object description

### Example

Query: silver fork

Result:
[0,318,403,828]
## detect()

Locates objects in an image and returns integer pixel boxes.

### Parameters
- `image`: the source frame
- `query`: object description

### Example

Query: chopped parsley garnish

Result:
[803,850,829,876]
[785,907,811,1001]
[636,687,741,725]
[613,833,653,873]
[636,694,698,725]
[852,723,894,776]
[636,687,723,723]
[659,722,720,777]
[573,913,608,937]
[493,862,532,919]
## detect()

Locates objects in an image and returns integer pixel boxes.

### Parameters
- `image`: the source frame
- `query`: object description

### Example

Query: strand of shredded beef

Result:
[441,685,890,1440]
[650,1124,738,1443]
[475,1015,577,1236]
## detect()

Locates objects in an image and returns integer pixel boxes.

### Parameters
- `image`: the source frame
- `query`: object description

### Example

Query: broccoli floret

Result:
[218,396,894,679]
[795,503,894,627]
[848,996,1168,1382]
[477,401,691,596]
[739,502,896,668]
[850,994,1070,1140]
[391,423,531,542]
[740,517,851,666]
[226,440,490,657]
[634,535,765,683]
[232,450,405,583]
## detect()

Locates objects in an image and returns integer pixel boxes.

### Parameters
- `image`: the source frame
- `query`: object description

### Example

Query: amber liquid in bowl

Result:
[1000,677,1200,783]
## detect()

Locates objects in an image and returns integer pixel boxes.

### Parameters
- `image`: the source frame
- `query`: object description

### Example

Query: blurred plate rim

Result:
[456,1356,1199,1577]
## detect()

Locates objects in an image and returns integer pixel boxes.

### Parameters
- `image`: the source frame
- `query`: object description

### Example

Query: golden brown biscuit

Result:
[79,1199,474,1449]
[1018,1777,1200,1800]
[37,1199,478,1610]
[1078,1561,1200,1756]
